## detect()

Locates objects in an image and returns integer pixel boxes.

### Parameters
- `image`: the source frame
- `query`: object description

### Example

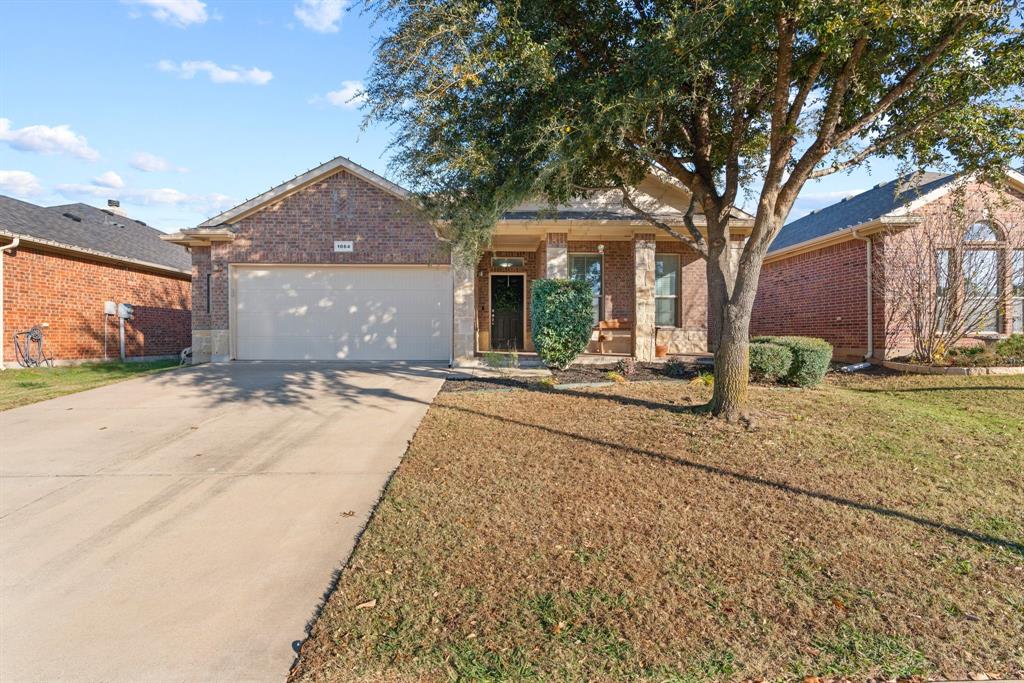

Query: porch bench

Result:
[596,319,633,355]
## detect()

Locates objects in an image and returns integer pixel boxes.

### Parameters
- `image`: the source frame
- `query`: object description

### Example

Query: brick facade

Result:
[2,246,191,363]
[752,180,1024,360]
[475,237,708,355]
[192,169,448,335]
[752,239,883,360]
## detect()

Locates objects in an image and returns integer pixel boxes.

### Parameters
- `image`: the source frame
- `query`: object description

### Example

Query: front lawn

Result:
[0,359,179,410]
[292,373,1024,682]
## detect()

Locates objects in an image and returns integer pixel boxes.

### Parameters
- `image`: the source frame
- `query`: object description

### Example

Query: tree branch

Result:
[618,185,709,258]
[808,103,957,179]
[831,16,971,148]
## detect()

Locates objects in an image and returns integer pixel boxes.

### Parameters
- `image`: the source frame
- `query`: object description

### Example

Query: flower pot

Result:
[655,344,669,358]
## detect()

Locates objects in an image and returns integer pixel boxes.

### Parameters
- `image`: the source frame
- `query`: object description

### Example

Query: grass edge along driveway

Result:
[0,359,179,411]
[291,372,1024,682]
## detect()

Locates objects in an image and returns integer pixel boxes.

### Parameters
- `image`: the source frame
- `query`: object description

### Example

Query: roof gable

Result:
[197,156,410,228]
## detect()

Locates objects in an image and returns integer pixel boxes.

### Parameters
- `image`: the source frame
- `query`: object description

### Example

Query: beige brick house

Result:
[164,155,753,365]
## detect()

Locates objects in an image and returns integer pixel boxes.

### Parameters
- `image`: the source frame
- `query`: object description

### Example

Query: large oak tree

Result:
[362,0,1023,420]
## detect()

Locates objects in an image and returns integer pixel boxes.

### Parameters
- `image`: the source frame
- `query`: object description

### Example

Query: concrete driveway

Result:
[0,362,447,682]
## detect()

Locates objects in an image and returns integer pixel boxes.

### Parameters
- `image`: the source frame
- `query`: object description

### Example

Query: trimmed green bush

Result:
[995,333,1024,358]
[530,279,594,370]
[753,336,832,387]
[749,342,793,382]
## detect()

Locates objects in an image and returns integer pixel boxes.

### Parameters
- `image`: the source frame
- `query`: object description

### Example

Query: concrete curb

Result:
[882,360,1024,376]
[551,381,617,390]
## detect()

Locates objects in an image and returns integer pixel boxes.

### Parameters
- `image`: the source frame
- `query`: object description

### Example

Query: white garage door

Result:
[233,265,452,361]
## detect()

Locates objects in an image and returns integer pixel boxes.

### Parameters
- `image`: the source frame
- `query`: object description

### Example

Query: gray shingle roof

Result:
[0,196,190,272]
[770,172,956,252]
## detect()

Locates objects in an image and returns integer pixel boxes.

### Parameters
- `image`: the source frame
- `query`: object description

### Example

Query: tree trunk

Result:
[710,315,750,423]
[704,217,772,423]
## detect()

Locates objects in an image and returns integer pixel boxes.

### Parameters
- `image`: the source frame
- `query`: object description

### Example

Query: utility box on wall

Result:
[117,303,134,320]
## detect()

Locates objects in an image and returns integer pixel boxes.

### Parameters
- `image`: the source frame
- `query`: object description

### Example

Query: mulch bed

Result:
[441,362,702,394]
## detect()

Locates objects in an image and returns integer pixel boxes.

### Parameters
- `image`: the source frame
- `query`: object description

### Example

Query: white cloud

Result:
[317,80,366,109]
[123,0,208,27]
[158,59,273,85]
[294,0,348,33]
[56,182,233,213]
[0,170,44,197]
[0,118,100,161]
[92,171,125,189]
[130,151,188,173]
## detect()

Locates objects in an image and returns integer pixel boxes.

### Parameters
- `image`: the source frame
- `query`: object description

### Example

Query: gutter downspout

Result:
[852,230,874,361]
[0,237,22,371]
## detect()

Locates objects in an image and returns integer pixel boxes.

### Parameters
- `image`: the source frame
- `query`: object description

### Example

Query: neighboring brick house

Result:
[0,196,191,367]
[751,171,1024,361]
[164,155,754,365]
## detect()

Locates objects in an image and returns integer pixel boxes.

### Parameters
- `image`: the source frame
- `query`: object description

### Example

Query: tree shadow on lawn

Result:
[151,364,1023,557]
[439,398,1024,559]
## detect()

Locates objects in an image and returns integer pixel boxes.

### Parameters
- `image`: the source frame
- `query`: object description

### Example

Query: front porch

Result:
[472,228,710,361]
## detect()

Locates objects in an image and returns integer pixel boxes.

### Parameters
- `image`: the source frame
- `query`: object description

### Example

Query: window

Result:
[655,254,679,326]
[964,221,1000,242]
[1013,249,1024,333]
[569,254,602,325]
[963,248,1000,332]
[934,249,952,331]
[205,273,212,315]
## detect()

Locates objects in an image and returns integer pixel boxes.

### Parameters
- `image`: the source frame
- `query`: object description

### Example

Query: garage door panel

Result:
[233,266,452,361]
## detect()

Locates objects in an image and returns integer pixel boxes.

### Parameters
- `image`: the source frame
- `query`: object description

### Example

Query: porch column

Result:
[452,260,476,365]
[545,232,568,278]
[634,233,657,361]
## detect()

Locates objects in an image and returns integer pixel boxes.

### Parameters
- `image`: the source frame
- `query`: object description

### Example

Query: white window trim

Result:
[655,253,680,328]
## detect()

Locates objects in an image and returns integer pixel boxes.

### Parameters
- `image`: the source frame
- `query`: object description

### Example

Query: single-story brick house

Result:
[0,196,192,368]
[751,170,1024,361]
[164,156,753,365]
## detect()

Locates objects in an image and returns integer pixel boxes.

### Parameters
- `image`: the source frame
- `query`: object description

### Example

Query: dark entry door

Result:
[490,275,524,350]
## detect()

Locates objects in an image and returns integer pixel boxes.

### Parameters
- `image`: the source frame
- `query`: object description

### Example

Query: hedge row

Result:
[750,336,832,387]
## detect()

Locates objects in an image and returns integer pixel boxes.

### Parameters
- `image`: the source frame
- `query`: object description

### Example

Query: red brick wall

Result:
[2,246,191,363]
[751,238,880,360]
[751,180,1024,360]
[195,169,448,331]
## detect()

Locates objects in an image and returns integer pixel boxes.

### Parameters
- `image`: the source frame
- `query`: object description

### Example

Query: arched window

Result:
[964,221,1001,242]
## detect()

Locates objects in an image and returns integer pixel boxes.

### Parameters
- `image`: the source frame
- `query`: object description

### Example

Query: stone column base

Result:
[190,329,230,364]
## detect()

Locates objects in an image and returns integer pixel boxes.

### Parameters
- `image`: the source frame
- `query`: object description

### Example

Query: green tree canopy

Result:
[363,0,1024,418]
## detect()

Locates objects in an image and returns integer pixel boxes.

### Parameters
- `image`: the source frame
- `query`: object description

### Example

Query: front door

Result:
[490,275,524,350]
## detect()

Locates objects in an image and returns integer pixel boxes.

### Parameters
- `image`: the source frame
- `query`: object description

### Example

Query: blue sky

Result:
[0,0,904,232]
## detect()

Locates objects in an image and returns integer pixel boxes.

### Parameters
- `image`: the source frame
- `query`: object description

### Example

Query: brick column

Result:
[545,232,568,278]
[633,233,656,361]
[452,260,476,364]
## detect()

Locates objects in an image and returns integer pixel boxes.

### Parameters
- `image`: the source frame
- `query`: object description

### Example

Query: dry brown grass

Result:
[291,373,1024,682]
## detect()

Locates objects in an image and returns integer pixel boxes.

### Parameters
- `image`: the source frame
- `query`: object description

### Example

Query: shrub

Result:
[995,333,1024,358]
[530,279,595,370]
[748,342,793,382]
[753,336,832,387]
[664,359,692,378]
[616,357,638,376]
